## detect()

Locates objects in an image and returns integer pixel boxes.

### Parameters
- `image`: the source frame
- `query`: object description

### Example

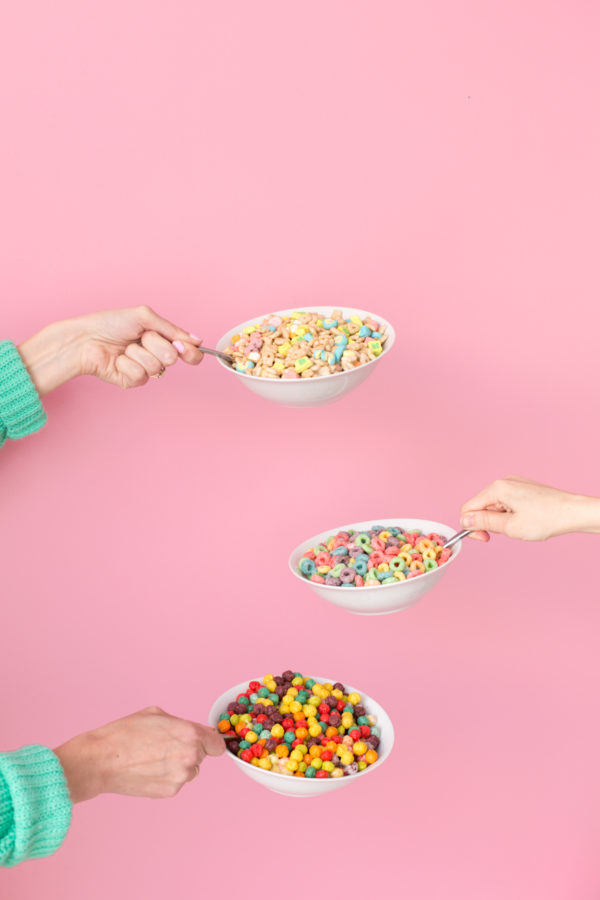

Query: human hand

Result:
[54,706,225,803]
[460,476,600,542]
[18,306,204,395]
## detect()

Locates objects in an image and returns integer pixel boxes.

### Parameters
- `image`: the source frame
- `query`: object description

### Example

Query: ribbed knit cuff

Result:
[0,745,72,867]
[0,341,47,446]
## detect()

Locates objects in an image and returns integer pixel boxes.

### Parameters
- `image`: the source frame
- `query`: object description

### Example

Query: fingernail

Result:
[189,333,201,342]
[461,514,474,528]
[173,340,185,354]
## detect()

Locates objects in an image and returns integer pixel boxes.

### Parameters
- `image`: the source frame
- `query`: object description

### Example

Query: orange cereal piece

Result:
[325,726,338,739]
[217,720,231,733]
[296,727,308,741]
[309,745,322,758]
[275,744,289,758]
[365,749,378,764]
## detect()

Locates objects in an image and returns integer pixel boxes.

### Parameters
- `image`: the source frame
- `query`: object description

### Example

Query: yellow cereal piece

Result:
[243,325,258,334]
[394,571,407,581]
[278,342,291,357]
[348,692,361,705]
[377,563,390,573]
[317,565,330,575]
[350,315,363,325]
[368,340,382,356]
[258,757,272,770]
[273,359,285,372]
[295,356,313,374]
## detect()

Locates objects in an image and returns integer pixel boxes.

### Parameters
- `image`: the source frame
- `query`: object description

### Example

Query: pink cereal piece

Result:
[370,550,386,565]
[367,560,376,570]
[355,575,364,587]
[439,548,452,563]
[282,369,299,379]
[371,537,385,551]
[315,551,333,567]
[385,547,400,558]
[412,553,423,562]
[303,550,316,560]
[331,538,348,550]
[310,574,326,584]
[268,316,283,326]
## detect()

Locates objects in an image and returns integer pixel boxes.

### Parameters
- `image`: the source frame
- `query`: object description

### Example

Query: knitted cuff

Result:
[0,745,72,867]
[0,341,47,446]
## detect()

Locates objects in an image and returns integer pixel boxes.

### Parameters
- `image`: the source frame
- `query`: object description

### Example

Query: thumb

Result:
[461,509,510,535]
[201,726,227,757]
[138,306,194,345]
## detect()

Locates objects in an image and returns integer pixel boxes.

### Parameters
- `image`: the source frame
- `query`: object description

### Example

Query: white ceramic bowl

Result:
[216,307,395,408]
[209,676,394,798]
[289,518,461,616]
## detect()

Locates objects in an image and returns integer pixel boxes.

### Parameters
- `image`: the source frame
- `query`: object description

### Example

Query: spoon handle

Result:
[442,529,471,550]
[198,346,235,365]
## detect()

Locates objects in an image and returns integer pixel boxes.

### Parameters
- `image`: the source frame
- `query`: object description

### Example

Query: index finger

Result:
[460,481,505,515]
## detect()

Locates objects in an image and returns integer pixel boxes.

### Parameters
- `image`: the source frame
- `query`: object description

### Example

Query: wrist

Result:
[54,731,104,804]
[569,494,600,535]
[18,319,86,396]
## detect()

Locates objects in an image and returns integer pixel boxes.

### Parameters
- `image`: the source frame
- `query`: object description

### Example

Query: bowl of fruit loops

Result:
[209,671,394,797]
[216,307,395,407]
[289,519,462,615]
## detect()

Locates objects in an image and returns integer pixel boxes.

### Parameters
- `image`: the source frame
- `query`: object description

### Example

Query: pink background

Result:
[2,2,600,897]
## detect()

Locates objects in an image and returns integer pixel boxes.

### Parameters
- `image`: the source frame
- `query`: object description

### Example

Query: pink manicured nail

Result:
[173,340,185,354]
[461,514,474,527]
[189,333,201,342]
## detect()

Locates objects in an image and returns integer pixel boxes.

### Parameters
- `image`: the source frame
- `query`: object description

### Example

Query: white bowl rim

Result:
[210,674,395,785]
[288,517,462,593]
[215,306,395,383]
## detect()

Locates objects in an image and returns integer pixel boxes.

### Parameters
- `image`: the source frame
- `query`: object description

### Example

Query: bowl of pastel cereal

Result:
[216,307,394,407]
[209,670,394,797]
[289,518,461,615]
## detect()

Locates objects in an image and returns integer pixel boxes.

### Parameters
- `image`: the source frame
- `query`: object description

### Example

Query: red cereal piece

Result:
[310,574,326,583]
[240,749,253,762]
[249,681,261,692]
[316,770,329,778]
[371,537,385,551]
[355,575,364,586]
[318,703,329,715]
[302,550,317,560]
[321,750,333,762]
[360,725,371,737]
[370,551,386,565]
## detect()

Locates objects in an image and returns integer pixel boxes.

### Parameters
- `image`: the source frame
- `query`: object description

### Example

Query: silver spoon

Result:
[442,529,471,550]
[198,346,235,365]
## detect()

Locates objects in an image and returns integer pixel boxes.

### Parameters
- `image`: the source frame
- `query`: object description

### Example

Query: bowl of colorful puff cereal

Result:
[209,671,394,797]
[216,307,395,407]
[289,518,461,615]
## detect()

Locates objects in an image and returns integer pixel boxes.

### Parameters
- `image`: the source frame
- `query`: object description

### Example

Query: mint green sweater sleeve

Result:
[0,745,72,867]
[0,341,47,447]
